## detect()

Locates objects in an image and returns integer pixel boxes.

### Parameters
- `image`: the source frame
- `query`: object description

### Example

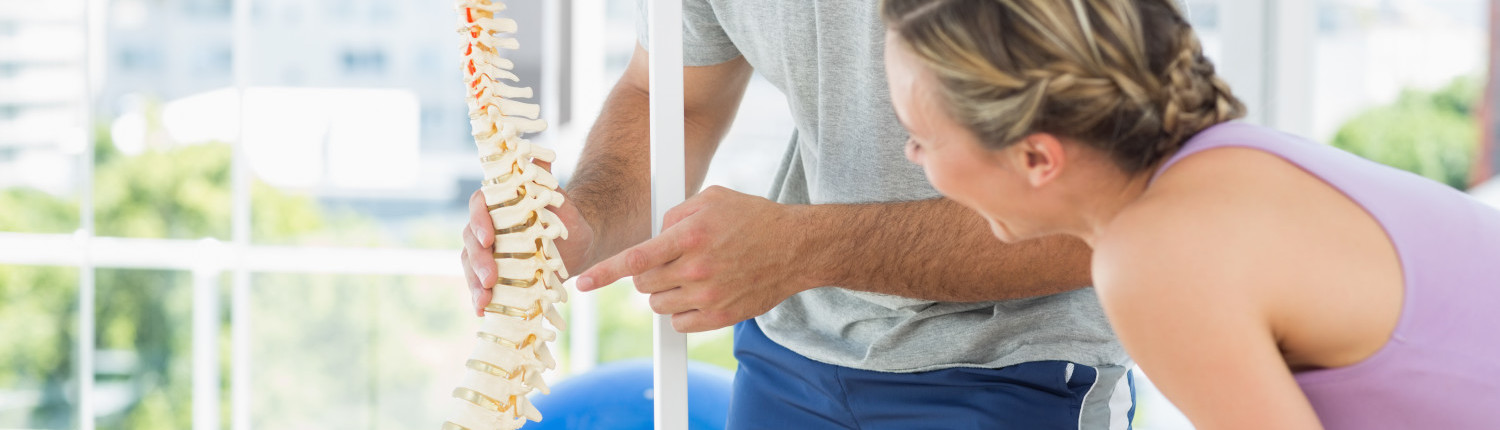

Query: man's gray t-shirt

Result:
[639,0,1128,372]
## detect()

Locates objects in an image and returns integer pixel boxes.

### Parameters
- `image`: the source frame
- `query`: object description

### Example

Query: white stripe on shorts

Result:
[1077,364,1134,430]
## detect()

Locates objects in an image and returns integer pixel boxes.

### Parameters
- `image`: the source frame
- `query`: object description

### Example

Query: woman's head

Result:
[882,0,1244,241]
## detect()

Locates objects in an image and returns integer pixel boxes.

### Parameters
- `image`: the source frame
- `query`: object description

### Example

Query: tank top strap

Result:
[1148,122,1307,184]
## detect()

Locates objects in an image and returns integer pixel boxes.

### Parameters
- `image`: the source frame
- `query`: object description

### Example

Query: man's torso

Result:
[642,0,1129,372]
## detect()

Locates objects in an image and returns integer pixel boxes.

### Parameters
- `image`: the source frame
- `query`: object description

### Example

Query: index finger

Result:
[468,189,495,248]
[576,231,685,292]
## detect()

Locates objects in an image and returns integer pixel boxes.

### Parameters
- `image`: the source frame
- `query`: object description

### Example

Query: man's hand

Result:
[574,186,809,333]
[461,186,596,317]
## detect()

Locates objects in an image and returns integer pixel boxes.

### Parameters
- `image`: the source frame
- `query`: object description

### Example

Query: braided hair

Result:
[882,0,1245,172]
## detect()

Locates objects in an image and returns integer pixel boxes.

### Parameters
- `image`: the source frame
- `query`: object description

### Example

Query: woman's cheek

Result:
[925,162,974,205]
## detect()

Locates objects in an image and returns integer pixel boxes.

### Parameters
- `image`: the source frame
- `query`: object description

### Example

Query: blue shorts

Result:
[726,320,1134,430]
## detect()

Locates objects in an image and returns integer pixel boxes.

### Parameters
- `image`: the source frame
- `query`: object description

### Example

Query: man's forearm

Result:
[566,81,654,269]
[793,198,1094,302]
[564,75,743,270]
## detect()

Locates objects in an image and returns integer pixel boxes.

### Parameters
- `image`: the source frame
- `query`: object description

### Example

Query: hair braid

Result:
[1156,23,1246,163]
[883,0,1246,172]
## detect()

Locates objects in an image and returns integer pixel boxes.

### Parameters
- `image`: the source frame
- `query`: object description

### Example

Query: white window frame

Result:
[2,1,616,429]
[1218,0,1316,137]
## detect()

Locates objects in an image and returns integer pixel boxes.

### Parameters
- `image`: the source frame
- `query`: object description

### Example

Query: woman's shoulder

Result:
[1089,147,1329,430]
[1092,194,1233,298]
[1094,147,1303,306]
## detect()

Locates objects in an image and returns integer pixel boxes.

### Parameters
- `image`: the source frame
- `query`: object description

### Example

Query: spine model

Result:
[445,1,568,429]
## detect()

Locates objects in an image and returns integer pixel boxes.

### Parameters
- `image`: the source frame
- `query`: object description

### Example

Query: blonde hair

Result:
[882,0,1245,172]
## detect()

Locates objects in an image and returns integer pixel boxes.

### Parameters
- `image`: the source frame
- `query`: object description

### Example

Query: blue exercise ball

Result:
[522,359,734,430]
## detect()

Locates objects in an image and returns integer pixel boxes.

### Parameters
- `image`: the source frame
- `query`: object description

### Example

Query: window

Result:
[247,273,471,427]
[116,47,161,73]
[194,45,232,75]
[1184,0,1220,31]
[1312,0,1487,189]
[182,0,231,18]
[92,269,196,427]
[341,49,387,76]
[0,265,78,428]
[370,0,395,22]
[0,6,85,236]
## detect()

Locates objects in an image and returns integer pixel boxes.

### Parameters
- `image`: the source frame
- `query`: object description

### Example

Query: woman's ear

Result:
[1009,133,1067,187]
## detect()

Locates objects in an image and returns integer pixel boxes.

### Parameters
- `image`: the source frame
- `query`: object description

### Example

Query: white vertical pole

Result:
[192,242,222,430]
[1267,0,1316,137]
[230,0,254,429]
[571,0,607,121]
[1220,0,1269,126]
[646,0,689,429]
[76,237,95,430]
[542,0,563,140]
[1219,0,1315,135]
[549,0,600,377]
[566,280,599,375]
[551,0,606,183]
[565,280,599,376]
[78,0,103,427]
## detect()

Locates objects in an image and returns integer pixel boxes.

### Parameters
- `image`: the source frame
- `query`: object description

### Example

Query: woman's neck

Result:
[1070,166,1157,247]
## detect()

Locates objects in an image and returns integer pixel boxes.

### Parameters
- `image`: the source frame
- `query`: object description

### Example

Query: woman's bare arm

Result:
[1093,200,1323,430]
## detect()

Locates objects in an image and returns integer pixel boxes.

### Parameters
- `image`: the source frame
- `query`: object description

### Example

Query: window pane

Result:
[242,1,556,249]
[1184,0,1223,59]
[93,268,196,430]
[93,0,235,240]
[1314,0,1486,189]
[0,265,78,429]
[249,273,475,428]
[0,1,86,234]
[244,273,733,429]
[582,280,737,371]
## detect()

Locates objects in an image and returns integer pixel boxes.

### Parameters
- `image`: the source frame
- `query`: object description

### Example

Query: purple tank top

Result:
[1155,122,1500,428]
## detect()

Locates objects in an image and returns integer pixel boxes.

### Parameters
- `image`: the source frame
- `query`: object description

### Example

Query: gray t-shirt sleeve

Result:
[635,0,742,66]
